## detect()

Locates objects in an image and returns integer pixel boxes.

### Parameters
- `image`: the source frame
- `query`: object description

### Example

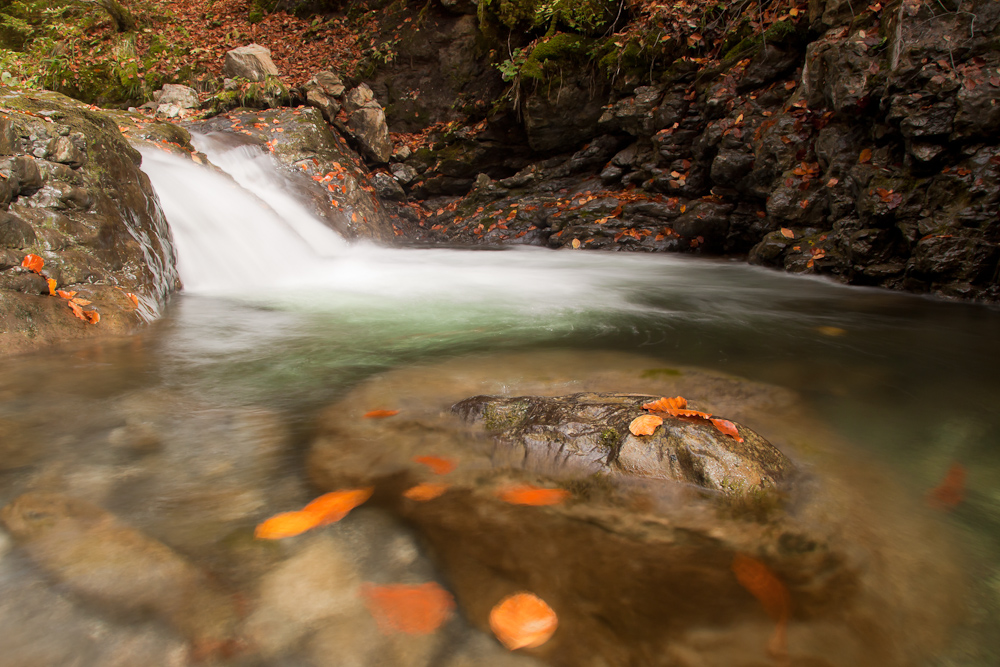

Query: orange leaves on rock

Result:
[56,290,77,300]
[641,396,741,441]
[731,554,791,658]
[927,462,966,510]
[255,487,373,539]
[876,187,903,209]
[710,419,743,443]
[363,409,399,419]
[403,482,450,501]
[489,592,558,650]
[46,278,56,295]
[496,484,570,506]
[629,414,663,436]
[21,254,43,273]
[125,292,139,308]
[779,228,795,239]
[413,455,455,475]
[360,582,455,635]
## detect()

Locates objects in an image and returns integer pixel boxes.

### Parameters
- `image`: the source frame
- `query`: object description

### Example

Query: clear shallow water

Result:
[1,140,999,665]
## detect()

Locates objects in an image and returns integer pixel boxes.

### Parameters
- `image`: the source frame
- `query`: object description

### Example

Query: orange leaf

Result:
[301,487,373,525]
[670,408,712,419]
[413,455,456,475]
[82,309,99,325]
[363,409,399,419]
[779,228,794,238]
[642,396,687,412]
[710,418,743,442]
[629,414,663,436]
[46,278,56,295]
[732,554,790,658]
[71,297,92,306]
[927,462,965,510]
[125,292,139,308]
[361,582,455,635]
[67,300,87,322]
[56,290,77,299]
[489,592,558,650]
[497,484,570,506]
[403,482,449,501]
[859,148,872,164]
[21,254,43,273]
[254,510,319,539]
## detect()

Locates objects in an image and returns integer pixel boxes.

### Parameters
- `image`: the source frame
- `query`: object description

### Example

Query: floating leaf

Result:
[364,409,399,419]
[302,487,373,525]
[710,418,743,442]
[641,396,687,412]
[361,582,455,635]
[497,484,570,506]
[21,254,43,273]
[413,455,456,475]
[403,482,449,501]
[732,554,791,658]
[254,510,318,539]
[490,592,558,650]
[629,414,663,436]
[927,462,965,510]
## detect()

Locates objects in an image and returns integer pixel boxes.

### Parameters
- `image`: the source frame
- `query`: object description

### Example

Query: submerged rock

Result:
[0,492,241,654]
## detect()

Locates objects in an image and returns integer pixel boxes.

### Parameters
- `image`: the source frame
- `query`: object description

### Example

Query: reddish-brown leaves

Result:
[363,409,399,419]
[629,414,663,436]
[859,148,873,164]
[710,419,742,442]
[732,554,791,658]
[21,254,43,273]
[927,463,966,510]
[642,396,687,412]
[779,228,795,239]
[403,482,450,501]
[361,582,455,635]
[497,484,570,506]
[413,455,456,475]
[489,592,558,650]
[640,396,742,442]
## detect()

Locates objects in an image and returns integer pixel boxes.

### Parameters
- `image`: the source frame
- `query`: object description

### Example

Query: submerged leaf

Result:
[731,553,791,657]
[361,582,455,635]
[403,482,449,501]
[497,485,570,506]
[254,511,318,539]
[364,409,400,419]
[413,455,456,475]
[629,414,663,436]
[302,487,373,525]
[928,463,966,510]
[489,592,558,650]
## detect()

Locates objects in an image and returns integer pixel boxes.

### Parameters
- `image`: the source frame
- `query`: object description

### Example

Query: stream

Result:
[1,136,999,666]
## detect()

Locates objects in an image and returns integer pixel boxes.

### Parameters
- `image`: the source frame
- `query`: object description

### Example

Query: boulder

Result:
[222,44,280,82]
[155,83,199,109]
[337,83,392,163]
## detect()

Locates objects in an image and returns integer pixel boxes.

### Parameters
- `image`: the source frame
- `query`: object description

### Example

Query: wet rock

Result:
[673,200,735,248]
[46,135,86,168]
[391,162,419,185]
[372,171,405,201]
[342,84,392,163]
[711,148,755,184]
[598,85,664,136]
[0,492,240,652]
[739,45,800,90]
[222,43,280,81]
[453,392,792,491]
[523,76,606,152]
[0,211,36,248]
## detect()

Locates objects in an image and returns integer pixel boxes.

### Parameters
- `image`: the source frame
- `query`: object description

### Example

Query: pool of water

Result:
[0,141,998,666]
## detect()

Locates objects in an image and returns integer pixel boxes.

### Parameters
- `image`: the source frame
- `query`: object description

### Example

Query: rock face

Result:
[453,392,792,492]
[0,90,178,357]
[306,351,965,667]
[222,44,280,82]
[342,83,392,163]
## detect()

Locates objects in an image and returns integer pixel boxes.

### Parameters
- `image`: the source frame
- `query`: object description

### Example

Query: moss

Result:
[481,400,530,432]
[479,0,615,34]
[639,368,683,379]
[715,478,784,523]
[722,36,760,62]
[762,20,796,45]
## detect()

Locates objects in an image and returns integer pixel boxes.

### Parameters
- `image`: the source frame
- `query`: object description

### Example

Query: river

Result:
[0,136,998,666]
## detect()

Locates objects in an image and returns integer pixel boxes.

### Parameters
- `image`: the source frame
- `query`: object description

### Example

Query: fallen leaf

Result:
[56,290,77,300]
[732,554,791,658]
[126,292,139,308]
[859,148,873,164]
[827,177,839,187]
[67,300,87,322]
[71,297,92,306]
[302,487,373,525]
[927,462,965,510]
[82,310,100,325]
[815,325,846,336]
[21,254,43,273]
[629,414,664,435]
[254,510,318,539]
[413,455,456,475]
[710,418,743,442]
[497,484,570,506]
[780,228,794,238]
[403,482,450,501]
[361,582,455,635]
[641,396,687,412]
[571,238,581,249]
[46,278,56,295]
[364,409,400,419]
[490,592,558,650]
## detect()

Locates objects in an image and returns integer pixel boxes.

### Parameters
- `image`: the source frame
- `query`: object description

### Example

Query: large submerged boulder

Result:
[0,90,178,357]
[307,351,965,667]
